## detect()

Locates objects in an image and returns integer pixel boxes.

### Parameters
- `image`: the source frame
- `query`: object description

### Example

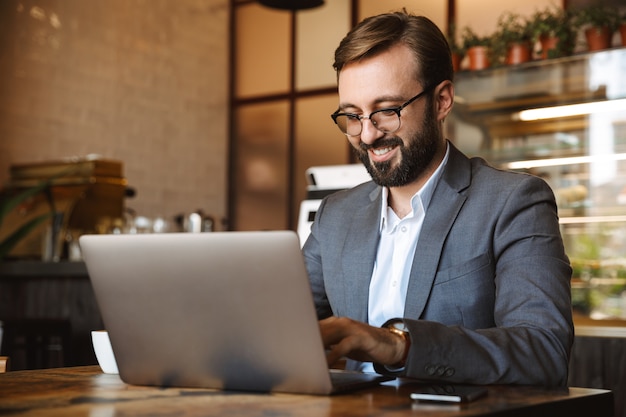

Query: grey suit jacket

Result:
[302,142,573,386]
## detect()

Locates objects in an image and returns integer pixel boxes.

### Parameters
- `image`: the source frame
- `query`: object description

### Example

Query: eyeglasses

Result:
[330,85,434,137]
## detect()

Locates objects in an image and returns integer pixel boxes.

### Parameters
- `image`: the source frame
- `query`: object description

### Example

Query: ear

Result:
[434,80,454,122]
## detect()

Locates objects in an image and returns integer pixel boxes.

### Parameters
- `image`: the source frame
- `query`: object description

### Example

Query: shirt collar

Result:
[379,141,450,231]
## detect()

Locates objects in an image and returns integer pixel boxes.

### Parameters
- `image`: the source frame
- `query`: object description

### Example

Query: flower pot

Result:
[584,26,612,51]
[538,35,559,59]
[505,42,532,65]
[620,23,626,47]
[451,52,462,72]
[467,46,490,71]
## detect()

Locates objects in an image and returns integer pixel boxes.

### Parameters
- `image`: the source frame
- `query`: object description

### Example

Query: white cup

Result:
[91,330,119,374]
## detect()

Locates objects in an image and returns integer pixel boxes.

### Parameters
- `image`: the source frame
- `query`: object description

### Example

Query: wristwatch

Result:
[383,318,411,368]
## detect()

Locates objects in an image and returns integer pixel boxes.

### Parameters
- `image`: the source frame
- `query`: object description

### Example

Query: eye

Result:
[377,108,399,116]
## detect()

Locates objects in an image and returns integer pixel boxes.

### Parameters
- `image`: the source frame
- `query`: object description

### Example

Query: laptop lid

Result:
[80,231,390,395]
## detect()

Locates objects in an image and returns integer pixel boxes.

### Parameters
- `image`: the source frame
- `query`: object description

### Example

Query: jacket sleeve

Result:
[302,197,334,320]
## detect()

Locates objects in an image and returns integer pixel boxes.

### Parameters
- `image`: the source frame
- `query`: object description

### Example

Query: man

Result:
[302,11,573,386]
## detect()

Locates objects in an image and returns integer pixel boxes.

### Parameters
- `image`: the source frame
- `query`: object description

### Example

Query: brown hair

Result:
[333,10,453,89]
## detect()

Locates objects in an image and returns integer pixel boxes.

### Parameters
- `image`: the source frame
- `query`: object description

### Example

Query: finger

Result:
[325,345,344,367]
[328,333,375,363]
[319,316,347,348]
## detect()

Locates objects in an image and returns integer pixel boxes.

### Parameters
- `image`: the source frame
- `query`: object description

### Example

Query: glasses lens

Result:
[335,114,362,136]
[370,109,401,134]
[333,109,401,136]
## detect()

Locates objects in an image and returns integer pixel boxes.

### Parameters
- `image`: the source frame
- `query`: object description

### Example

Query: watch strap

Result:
[382,318,410,369]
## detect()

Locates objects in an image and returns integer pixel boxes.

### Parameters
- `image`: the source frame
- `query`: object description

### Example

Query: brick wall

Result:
[0,0,229,229]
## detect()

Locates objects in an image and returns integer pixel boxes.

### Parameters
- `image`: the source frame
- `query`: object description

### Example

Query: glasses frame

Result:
[331,84,434,137]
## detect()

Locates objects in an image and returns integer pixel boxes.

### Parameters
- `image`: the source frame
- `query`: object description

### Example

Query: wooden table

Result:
[0,366,614,417]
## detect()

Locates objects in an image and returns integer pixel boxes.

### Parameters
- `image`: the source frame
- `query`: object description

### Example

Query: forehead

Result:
[337,44,420,106]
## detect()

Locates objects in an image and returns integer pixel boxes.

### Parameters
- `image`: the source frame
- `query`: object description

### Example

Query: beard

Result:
[355,104,440,188]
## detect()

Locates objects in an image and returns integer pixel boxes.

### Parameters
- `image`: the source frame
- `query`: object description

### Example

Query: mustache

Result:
[359,137,403,152]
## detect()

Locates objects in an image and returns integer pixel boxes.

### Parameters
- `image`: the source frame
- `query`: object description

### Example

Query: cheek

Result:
[396,114,418,137]
[347,136,361,149]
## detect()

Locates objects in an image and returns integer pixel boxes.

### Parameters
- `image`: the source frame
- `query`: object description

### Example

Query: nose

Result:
[359,117,385,145]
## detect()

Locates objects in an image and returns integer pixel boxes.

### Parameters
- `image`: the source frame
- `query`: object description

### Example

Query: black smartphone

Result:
[410,385,488,403]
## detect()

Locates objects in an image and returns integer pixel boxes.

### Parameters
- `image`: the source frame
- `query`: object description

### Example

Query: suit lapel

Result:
[404,144,471,319]
[341,186,381,322]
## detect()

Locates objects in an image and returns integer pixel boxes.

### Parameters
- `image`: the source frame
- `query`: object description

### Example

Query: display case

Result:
[449,47,626,324]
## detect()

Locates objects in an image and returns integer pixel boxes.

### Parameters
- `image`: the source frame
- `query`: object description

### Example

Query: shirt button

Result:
[401,226,407,232]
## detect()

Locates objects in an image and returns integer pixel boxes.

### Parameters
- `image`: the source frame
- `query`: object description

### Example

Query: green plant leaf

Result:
[0,212,52,260]
[0,167,74,260]
[0,179,52,227]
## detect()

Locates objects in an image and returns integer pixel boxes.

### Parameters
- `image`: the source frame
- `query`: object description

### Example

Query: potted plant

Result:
[492,11,533,66]
[572,3,620,51]
[619,12,626,46]
[529,6,576,59]
[446,23,465,72]
[0,180,54,260]
[618,10,626,47]
[461,27,492,71]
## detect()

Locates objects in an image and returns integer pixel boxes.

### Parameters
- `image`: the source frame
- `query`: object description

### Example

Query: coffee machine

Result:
[297,164,371,247]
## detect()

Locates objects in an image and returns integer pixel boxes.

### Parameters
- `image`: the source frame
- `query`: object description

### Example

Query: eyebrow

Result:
[337,95,406,112]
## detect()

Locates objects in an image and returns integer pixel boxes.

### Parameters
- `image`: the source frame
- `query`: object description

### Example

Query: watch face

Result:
[390,320,408,332]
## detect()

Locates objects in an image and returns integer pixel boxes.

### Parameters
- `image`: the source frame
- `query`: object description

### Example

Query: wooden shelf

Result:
[574,314,626,338]
[0,261,88,279]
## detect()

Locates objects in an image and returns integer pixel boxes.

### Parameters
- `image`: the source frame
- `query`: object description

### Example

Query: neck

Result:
[387,142,446,218]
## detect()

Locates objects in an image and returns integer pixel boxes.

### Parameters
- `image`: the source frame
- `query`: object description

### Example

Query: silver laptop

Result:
[80,231,392,395]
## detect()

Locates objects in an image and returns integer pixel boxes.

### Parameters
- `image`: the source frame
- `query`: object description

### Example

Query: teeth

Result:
[372,147,393,156]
